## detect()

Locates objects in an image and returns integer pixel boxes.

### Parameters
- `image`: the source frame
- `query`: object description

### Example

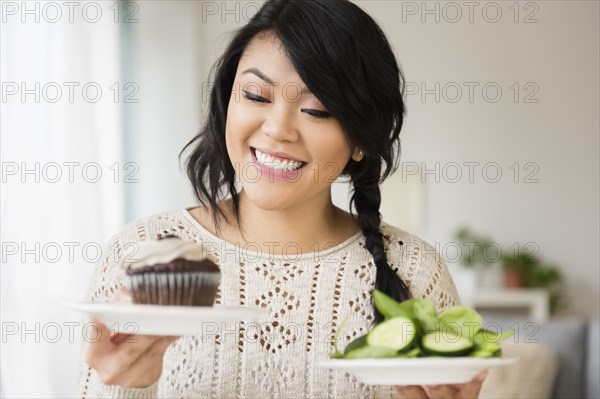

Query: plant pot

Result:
[503,268,525,288]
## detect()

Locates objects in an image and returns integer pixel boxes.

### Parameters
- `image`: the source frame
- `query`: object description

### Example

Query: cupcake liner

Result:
[126,271,221,306]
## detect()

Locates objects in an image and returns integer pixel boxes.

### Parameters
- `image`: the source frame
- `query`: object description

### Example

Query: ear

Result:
[351,147,364,162]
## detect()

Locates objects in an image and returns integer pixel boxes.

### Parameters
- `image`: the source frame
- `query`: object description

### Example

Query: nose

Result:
[262,103,299,142]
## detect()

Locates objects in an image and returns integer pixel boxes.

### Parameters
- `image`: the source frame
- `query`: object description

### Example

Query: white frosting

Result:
[122,238,218,271]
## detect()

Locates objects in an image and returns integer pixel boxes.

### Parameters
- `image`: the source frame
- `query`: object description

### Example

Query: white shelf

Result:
[462,289,550,322]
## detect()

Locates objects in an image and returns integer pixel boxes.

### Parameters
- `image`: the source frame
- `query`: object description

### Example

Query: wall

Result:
[125,1,203,221]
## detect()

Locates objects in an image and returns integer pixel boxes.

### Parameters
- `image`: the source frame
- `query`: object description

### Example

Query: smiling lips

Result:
[251,147,307,171]
[249,147,308,181]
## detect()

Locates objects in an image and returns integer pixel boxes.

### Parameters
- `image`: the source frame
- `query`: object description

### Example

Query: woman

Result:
[78,0,484,397]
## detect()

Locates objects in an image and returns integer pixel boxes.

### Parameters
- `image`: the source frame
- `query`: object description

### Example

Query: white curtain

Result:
[1,4,124,397]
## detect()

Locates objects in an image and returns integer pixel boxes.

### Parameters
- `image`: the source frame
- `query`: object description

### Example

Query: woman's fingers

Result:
[395,370,488,399]
[84,287,181,390]
[118,336,179,388]
[92,333,174,386]
[85,318,138,385]
[423,384,460,399]
[85,316,180,388]
[395,385,429,399]
[455,370,487,399]
[85,318,116,365]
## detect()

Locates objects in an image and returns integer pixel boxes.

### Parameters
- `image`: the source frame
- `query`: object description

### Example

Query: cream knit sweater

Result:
[75,208,460,399]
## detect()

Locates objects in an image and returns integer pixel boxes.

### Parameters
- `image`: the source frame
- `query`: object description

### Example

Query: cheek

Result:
[224,116,235,158]
[226,102,254,153]
[308,133,352,176]
[226,101,262,141]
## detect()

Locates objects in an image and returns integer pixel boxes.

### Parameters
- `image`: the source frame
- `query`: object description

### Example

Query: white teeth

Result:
[254,148,304,171]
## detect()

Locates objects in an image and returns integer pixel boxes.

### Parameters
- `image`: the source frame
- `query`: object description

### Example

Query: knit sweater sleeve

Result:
[383,223,461,311]
[74,229,159,399]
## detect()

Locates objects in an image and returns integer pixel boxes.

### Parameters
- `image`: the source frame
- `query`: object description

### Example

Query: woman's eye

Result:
[242,90,270,104]
[302,109,332,119]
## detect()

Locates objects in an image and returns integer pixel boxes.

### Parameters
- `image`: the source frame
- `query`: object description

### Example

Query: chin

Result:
[242,185,292,211]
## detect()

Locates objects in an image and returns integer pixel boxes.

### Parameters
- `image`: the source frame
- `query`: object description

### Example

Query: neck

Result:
[232,189,346,255]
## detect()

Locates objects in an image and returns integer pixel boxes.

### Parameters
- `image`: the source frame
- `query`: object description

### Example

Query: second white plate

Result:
[62,301,270,336]
[318,357,517,385]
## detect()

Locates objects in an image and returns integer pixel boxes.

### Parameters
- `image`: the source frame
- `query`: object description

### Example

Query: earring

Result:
[355,149,364,162]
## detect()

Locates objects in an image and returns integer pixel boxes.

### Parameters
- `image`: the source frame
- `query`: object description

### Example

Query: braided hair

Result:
[350,168,411,323]
[181,0,412,324]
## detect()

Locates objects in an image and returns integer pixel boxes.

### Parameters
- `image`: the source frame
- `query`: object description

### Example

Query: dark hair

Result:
[181,0,411,323]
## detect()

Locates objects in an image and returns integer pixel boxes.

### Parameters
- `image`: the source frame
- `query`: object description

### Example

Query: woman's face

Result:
[225,33,362,211]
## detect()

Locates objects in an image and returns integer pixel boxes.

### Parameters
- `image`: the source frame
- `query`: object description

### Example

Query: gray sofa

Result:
[485,317,599,399]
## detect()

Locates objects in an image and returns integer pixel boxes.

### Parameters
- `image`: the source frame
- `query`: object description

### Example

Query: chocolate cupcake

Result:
[122,237,220,306]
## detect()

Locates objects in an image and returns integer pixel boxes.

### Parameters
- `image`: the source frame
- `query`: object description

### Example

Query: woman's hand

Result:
[395,371,487,399]
[84,287,180,389]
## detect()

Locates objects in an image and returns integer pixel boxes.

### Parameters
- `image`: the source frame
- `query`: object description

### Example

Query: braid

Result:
[351,183,411,324]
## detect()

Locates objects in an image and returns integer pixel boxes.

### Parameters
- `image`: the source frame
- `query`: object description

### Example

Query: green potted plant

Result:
[453,227,498,269]
[500,251,538,288]
[452,227,503,292]
[500,251,564,312]
[452,227,565,313]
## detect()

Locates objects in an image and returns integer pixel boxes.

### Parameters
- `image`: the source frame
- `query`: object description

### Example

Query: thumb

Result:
[113,286,133,303]
[459,370,488,399]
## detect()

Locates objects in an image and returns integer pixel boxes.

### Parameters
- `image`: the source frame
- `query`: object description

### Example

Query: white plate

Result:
[62,301,270,336]
[318,357,517,385]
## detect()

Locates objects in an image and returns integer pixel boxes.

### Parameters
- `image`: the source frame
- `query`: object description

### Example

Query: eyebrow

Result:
[241,68,313,95]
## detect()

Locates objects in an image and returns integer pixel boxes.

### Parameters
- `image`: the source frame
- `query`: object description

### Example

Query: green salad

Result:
[330,290,514,359]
